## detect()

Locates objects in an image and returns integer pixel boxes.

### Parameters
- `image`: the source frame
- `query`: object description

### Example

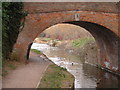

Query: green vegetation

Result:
[31,49,43,55]
[2,60,20,76]
[38,64,74,88]
[2,2,27,60]
[42,38,52,41]
[2,70,8,76]
[10,51,19,61]
[72,37,95,48]
[7,64,16,70]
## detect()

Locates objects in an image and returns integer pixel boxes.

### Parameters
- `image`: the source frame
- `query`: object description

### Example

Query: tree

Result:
[2,2,27,60]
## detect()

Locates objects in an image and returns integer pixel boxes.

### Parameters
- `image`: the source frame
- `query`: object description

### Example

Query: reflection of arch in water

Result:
[82,64,120,88]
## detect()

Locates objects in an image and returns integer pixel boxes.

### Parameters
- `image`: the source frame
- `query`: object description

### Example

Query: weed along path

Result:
[3,52,52,88]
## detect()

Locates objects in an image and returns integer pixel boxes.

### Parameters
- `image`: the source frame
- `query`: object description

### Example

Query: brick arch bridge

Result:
[13,2,120,74]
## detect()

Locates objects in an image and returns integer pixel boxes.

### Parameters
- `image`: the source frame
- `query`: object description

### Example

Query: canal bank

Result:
[31,43,120,88]
[38,64,74,88]
[31,49,75,88]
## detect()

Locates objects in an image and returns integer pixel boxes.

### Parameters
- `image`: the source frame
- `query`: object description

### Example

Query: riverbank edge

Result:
[85,61,120,76]
[34,37,120,76]
[31,49,75,88]
[56,39,120,76]
[37,64,75,88]
[35,62,52,88]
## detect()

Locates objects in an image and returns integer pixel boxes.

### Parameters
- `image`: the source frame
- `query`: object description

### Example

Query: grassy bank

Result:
[38,64,74,88]
[72,37,95,48]
[31,49,43,55]
[31,48,74,88]
[57,37,97,67]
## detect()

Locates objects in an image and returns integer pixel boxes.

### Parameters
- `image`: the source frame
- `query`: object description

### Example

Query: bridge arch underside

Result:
[14,21,119,75]
[65,21,119,73]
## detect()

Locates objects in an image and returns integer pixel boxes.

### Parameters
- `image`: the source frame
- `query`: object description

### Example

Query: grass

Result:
[2,70,8,76]
[7,64,16,70]
[31,49,43,55]
[2,63,16,76]
[2,60,22,77]
[38,64,74,88]
[43,38,52,41]
[72,37,95,48]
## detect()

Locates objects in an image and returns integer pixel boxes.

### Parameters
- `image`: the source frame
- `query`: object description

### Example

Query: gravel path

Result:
[3,52,52,88]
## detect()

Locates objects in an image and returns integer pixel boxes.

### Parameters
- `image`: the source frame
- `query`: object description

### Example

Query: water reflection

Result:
[31,43,120,88]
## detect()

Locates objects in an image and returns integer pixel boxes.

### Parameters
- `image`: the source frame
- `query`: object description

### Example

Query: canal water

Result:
[31,43,120,88]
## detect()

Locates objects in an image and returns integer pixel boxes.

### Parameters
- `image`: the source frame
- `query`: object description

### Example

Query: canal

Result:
[31,43,120,88]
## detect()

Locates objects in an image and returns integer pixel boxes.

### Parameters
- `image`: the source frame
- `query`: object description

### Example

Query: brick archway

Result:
[13,2,119,74]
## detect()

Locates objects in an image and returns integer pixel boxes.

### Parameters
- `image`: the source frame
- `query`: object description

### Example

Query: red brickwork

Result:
[13,2,119,74]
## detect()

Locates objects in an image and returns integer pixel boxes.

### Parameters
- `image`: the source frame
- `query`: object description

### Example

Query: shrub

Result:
[2,2,27,60]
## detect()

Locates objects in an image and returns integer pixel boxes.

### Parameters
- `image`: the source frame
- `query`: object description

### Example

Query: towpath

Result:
[3,52,52,88]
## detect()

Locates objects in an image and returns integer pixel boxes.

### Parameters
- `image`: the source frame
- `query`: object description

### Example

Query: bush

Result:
[2,2,27,60]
